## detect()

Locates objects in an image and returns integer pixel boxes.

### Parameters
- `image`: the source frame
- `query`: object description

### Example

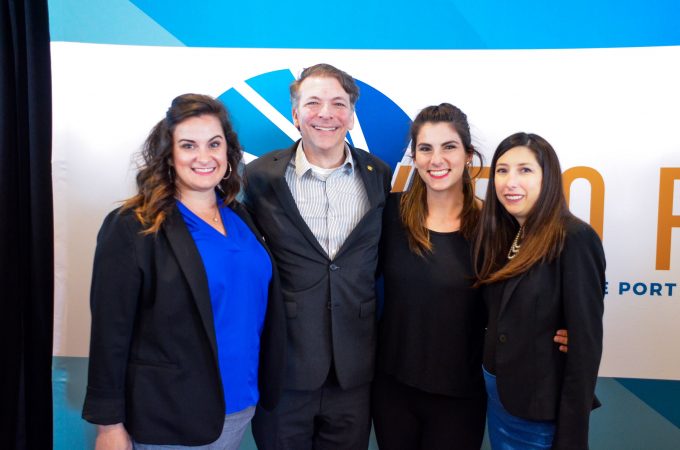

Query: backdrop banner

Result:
[52,43,680,380]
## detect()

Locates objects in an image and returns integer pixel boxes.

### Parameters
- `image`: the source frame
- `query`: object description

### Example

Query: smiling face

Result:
[414,122,470,195]
[171,114,227,198]
[494,145,543,225]
[292,76,354,161]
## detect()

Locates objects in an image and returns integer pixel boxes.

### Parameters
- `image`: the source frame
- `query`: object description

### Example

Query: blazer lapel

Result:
[333,146,385,257]
[231,202,271,253]
[352,146,383,210]
[498,271,529,318]
[270,143,329,258]
[163,206,219,360]
[231,201,259,238]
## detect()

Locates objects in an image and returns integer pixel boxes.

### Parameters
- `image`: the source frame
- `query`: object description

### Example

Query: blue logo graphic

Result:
[217,69,411,173]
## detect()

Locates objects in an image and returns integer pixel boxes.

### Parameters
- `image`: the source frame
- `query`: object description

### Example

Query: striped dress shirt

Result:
[285,142,370,260]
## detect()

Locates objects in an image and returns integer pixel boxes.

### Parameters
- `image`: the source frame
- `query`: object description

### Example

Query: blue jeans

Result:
[483,367,555,450]
[133,406,255,450]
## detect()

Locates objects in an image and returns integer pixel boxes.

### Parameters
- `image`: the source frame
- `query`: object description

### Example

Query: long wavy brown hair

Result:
[473,132,572,284]
[400,103,483,255]
[121,93,243,234]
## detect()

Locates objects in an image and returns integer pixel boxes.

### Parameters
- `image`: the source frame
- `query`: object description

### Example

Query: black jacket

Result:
[82,202,285,445]
[487,218,605,449]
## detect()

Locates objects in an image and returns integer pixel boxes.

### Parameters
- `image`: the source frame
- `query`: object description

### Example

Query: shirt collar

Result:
[293,141,355,178]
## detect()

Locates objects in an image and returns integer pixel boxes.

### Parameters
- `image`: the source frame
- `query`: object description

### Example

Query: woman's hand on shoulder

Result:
[95,423,132,450]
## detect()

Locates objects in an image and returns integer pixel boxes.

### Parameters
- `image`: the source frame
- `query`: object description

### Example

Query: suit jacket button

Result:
[499,334,507,343]
[329,264,339,271]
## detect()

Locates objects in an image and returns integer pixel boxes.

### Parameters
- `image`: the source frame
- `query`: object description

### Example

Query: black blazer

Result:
[82,202,285,445]
[487,217,605,450]
[244,141,391,391]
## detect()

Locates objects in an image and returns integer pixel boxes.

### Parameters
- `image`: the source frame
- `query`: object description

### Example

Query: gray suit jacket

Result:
[244,141,391,390]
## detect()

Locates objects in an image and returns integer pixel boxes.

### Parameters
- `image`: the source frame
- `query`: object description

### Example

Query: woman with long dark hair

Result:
[473,132,605,449]
[82,94,284,450]
[372,103,487,449]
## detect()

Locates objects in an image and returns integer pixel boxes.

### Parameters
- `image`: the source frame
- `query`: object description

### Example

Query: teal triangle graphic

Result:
[615,377,680,428]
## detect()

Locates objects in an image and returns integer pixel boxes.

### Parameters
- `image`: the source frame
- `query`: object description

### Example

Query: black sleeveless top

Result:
[377,193,485,397]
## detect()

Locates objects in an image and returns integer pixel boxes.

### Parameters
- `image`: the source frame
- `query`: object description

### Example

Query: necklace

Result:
[507,226,524,260]
[212,204,220,223]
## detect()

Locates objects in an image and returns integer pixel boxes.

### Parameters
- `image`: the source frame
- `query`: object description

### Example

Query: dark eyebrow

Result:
[442,140,460,146]
[177,135,223,143]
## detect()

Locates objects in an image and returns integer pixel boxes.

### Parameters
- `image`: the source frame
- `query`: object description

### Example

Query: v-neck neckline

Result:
[177,200,229,238]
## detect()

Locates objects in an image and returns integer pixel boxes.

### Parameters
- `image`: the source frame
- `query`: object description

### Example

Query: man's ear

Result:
[292,108,300,130]
[347,109,355,131]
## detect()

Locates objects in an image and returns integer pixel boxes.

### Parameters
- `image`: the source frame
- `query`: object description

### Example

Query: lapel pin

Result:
[367,165,374,171]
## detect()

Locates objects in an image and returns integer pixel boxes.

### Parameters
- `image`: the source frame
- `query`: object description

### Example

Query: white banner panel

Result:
[52,43,680,379]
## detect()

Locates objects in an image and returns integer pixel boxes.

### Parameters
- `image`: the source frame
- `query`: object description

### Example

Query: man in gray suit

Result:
[244,63,391,449]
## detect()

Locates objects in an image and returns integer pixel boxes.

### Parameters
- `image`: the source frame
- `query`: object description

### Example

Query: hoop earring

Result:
[223,162,232,180]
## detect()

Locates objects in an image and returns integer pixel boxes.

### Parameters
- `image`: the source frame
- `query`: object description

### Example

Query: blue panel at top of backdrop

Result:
[49,0,680,48]
[218,89,295,157]
[245,70,297,123]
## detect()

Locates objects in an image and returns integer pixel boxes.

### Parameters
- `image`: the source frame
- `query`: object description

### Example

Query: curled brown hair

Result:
[400,103,482,255]
[121,93,243,234]
[473,132,572,284]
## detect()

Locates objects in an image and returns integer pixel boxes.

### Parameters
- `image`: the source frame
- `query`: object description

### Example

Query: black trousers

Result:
[371,372,486,450]
[252,373,371,450]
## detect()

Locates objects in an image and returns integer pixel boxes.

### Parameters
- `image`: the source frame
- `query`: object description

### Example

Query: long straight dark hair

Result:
[400,103,482,255]
[473,132,572,284]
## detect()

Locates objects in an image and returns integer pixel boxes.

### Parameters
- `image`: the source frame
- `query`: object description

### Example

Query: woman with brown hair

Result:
[372,106,571,449]
[372,103,487,449]
[82,94,284,450]
[473,132,605,449]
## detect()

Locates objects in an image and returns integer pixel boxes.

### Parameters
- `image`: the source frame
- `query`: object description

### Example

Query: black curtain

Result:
[0,0,53,449]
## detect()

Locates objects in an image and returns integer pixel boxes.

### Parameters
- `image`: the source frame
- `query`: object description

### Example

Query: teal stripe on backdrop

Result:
[615,377,680,428]
[591,379,680,449]
[53,357,377,450]
[53,357,96,450]
[49,0,680,48]
[55,357,680,449]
